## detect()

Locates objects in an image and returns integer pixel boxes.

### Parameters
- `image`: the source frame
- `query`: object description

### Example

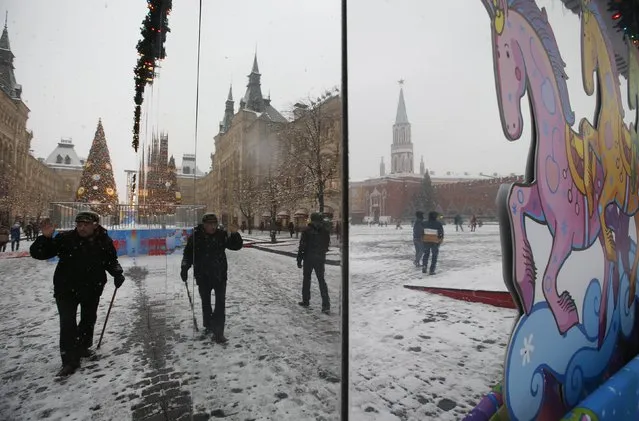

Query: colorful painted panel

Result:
[480,0,639,419]
[561,354,639,420]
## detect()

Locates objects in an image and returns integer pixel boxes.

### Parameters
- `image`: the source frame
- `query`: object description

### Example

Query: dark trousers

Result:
[422,243,440,273]
[10,239,19,251]
[55,294,101,366]
[302,257,330,309]
[0,242,6,252]
[198,280,227,335]
[413,238,424,265]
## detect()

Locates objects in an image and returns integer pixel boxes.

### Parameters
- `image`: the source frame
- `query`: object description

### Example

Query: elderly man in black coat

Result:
[30,211,125,377]
[181,213,243,343]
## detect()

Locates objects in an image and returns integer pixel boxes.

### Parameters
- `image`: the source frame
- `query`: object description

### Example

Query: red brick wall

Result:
[350,175,523,221]
[434,176,523,217]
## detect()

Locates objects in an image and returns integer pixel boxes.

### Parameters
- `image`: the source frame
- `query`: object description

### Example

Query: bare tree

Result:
[232,167,260,234]
[257,157,304,243]
[279,92,341,213]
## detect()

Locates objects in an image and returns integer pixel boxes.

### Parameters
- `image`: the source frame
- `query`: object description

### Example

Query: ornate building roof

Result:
[0,14,22,100]
[44,138,85,169]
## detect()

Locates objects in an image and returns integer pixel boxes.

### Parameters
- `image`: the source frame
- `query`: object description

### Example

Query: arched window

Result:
[64,155,71,165]
[183,166,191,175]
[56,155,63,164]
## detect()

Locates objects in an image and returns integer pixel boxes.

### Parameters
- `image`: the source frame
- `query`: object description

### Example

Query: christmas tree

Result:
[76,119,120,215]
[167,155,181,204]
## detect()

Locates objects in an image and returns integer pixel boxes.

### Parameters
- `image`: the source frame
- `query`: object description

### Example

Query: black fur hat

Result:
[202,213,218,223]
[75,211,99,223]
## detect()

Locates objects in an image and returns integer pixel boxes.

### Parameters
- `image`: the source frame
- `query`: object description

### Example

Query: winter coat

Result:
[422,212,444,244]
[29,226,123,299]
[10,225,20,241]
[412,218,424,239]
[297,221,330,264]
[181,224,243,285]
[0,227,9,243]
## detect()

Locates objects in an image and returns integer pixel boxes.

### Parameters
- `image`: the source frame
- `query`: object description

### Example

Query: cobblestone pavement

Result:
[0,250,342,420]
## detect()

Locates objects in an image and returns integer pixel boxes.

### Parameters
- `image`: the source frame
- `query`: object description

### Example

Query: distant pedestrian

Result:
[413,211,425,267]
[10,222,20,251]
[422,211,445,275]
[454,214,464,232]
[0,225,9,252]
[470,215,478,232]
[297,212,331,314]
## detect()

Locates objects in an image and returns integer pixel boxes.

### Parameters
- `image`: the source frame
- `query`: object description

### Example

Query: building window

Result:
[64,155,71,165]
[56,155,63,164]
[183,166,191,174]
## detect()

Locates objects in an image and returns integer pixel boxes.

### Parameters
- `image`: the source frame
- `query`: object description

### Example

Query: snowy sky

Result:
[348,0,636,181]
[3,0,341,197]
[5,0,636,191]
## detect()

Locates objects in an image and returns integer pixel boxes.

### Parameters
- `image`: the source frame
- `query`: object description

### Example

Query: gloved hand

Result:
[180,267,189,282]
[297,260,303,269]
[114,274,125,289]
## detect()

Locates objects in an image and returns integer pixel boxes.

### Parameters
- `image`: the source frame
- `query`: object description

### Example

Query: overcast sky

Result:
[4,0,636,192]
[4,0,340,199]
[348,0,635,181]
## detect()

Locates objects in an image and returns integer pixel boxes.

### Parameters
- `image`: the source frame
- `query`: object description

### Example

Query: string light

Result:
[607,0,639,50]
[132,0,173,152]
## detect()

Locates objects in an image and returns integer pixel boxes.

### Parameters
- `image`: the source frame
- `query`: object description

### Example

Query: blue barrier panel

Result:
[46,228,193,261]
[561,355,639,420]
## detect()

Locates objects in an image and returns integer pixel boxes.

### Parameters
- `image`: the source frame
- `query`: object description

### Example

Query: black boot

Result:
[79,348,98,360]
[56,363,79,377]
[298,301,310,308]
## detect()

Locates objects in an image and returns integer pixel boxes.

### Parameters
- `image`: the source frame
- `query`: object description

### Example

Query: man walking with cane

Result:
[181,213,243,344]
[30,211,125,377]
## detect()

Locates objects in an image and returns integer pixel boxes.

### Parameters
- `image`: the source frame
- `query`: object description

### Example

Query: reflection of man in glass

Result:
[181,213,243,343]
[296,212,331,314]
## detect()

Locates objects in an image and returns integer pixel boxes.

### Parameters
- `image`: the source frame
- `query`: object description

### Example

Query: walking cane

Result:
[97,288,117,349]
[184,282,199,332]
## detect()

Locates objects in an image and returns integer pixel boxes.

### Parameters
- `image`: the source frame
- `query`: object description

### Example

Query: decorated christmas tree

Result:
[167,155,181,204]
[76,119,120,215]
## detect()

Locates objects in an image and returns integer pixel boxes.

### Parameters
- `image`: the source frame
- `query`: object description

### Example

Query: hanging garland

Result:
[132,0,172,152]
[607,0,639,49]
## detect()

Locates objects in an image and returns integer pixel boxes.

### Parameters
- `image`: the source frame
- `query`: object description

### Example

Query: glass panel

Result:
[0,1,343,420]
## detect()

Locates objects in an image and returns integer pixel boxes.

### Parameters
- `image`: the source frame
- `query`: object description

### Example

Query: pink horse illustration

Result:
[480,0,607,334]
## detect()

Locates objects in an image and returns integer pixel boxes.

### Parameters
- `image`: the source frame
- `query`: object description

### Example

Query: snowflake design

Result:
[520,334,534,366]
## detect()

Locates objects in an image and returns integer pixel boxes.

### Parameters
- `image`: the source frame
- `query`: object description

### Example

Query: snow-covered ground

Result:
[1,223,515,420]
[243,231,342,263]
[349,224,517,420]
[0,248,342,420]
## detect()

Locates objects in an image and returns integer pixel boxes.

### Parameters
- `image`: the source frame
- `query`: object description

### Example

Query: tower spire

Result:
[395,80,408,124]
[242,53,265,112]
[221,83,235,133]
[251,51,260,74]
[390,80,414,174]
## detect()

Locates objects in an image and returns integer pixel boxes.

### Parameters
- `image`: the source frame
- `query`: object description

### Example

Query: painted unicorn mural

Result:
[479,0,607,335]
[580,0,639,317]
